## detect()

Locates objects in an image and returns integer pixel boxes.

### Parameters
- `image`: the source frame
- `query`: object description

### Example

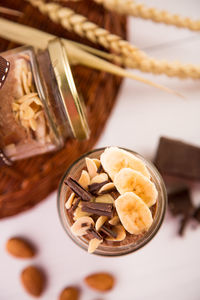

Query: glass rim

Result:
[57,147,167,257]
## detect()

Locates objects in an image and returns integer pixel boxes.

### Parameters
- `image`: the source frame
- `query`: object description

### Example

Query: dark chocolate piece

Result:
[71,197,81,211]
[99,186,117,195]
[100,225,117,238]
[193,206,200,223]
[168,187,194,216]
[178,215,190,236]
[87,227,102,240]
[81,202,113,217]
[81,222,88,227]
[97,164,103,174]
[154,137,200,181]
[65,177,94,201]
[88,181,109,194]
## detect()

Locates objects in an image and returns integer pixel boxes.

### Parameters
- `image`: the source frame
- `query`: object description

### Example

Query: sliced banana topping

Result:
[90,173,108,184]
[98,182,115,194]
[95,216,108,231]
[78,170,90,189]
[100,147,150,180]
[115,192,153,235]
[86,157,98,178]
[65,192,75,209]
[88,238,103,254]
[106,225,126,242]
[95,194,115,205]
[71,216,94,236]
[114,168,157,207]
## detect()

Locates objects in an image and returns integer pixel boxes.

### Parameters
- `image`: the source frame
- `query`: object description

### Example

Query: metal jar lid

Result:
[47,39,90,140]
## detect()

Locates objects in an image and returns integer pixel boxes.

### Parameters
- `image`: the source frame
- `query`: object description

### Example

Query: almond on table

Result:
[20,265,45,297]
[84,272,115,292]
[6,237,36,258]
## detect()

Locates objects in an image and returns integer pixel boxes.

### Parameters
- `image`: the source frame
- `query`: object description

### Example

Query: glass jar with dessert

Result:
[58,147,167,256]
[0,39,89,165]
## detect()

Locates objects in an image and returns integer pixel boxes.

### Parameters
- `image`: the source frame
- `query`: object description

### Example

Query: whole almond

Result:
[84,272,115,292]
[59,286,80,300]
[6,237,35,258]
[21,266,45,297]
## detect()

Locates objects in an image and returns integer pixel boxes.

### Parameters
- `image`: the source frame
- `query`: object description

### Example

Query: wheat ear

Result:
[93,0,200,31]
[27,0,200,79]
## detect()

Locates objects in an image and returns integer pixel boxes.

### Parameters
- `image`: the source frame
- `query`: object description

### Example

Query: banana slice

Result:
[115,192,153,235]
[114,168,157,207]
[100,147,150,180]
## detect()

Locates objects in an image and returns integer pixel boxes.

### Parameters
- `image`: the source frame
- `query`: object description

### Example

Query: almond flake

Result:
[98,182,115,194]
[29,118,37,131]
[95,194,114,205]
[22,70,30,94]
[95,216,108,231]
[90,173,108,184]
[71,216,94,236]
[78,170,90,189]
[108,215,119,226]
[92,158,101,168]
[88,238,102,253]
[73,207,92,220]
[85,157,97,178]
[65,192,76,209]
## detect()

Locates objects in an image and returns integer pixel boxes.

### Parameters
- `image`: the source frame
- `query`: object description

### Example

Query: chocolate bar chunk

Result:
[81,202,113,217]
[168,186,194,236]
[100,225,117,238]
[155,137,200,181]
[65,177,94,201]
[88,181,109,194]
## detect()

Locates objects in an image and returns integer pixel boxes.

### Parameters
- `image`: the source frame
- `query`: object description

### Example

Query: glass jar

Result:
[0,39,89,165]
[57,148,167,256]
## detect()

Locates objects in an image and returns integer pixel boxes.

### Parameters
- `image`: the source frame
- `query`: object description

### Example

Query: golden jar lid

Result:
[47,38,90,140]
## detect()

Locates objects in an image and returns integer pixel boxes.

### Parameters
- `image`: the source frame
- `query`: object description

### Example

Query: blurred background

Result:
[0,0,200,299]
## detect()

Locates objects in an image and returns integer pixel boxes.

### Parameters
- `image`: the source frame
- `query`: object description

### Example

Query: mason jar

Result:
[57,148,167,256]
[0,39,89,165]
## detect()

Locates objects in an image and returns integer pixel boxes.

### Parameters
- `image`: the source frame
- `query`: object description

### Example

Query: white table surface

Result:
[1,1,200,299]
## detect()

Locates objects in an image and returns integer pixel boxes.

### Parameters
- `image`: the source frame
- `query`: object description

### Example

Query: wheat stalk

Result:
[27,0,200,79]
[93,0,200,31]
[53,0,200,31]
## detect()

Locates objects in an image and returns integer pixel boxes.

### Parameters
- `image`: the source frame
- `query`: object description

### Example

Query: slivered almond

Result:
[106,225,126,242]
[73,207,92,220]
[98,182,115,194]
[27,71,32,88]
[65,192,76,209]
[22,106,35,120]
[12,102,20,111]
[22,70,30,94]
[78,170,90,189]
[71,216,94,236]
[17,93,38,104]
[85,158,97,178]
[90,173,108,184]
[95,194,114,205]
[108,215,119,226]
[88,238,102,254]
[29,118,37,131]
[92,158,101,168]
[95,216,108,231]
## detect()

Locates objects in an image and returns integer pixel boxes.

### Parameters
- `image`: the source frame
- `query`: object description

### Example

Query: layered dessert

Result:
[64,147,158,254]
[0,50,55,161]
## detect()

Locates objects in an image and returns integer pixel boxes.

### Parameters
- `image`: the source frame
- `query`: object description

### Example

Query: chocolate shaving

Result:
[97,164,103,174]
[71,197,81,211]
[87,227,102,240]
[65,177,94,201]
[88,181,109,194]
[81,202,113,217]
[100,225,117,238]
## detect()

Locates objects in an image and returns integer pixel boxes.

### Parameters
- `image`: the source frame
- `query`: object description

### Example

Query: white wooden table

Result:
[0,1,200,299]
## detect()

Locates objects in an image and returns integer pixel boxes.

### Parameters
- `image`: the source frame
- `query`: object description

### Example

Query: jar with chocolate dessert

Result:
[58,147,167,256]
[0,39,89,165]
